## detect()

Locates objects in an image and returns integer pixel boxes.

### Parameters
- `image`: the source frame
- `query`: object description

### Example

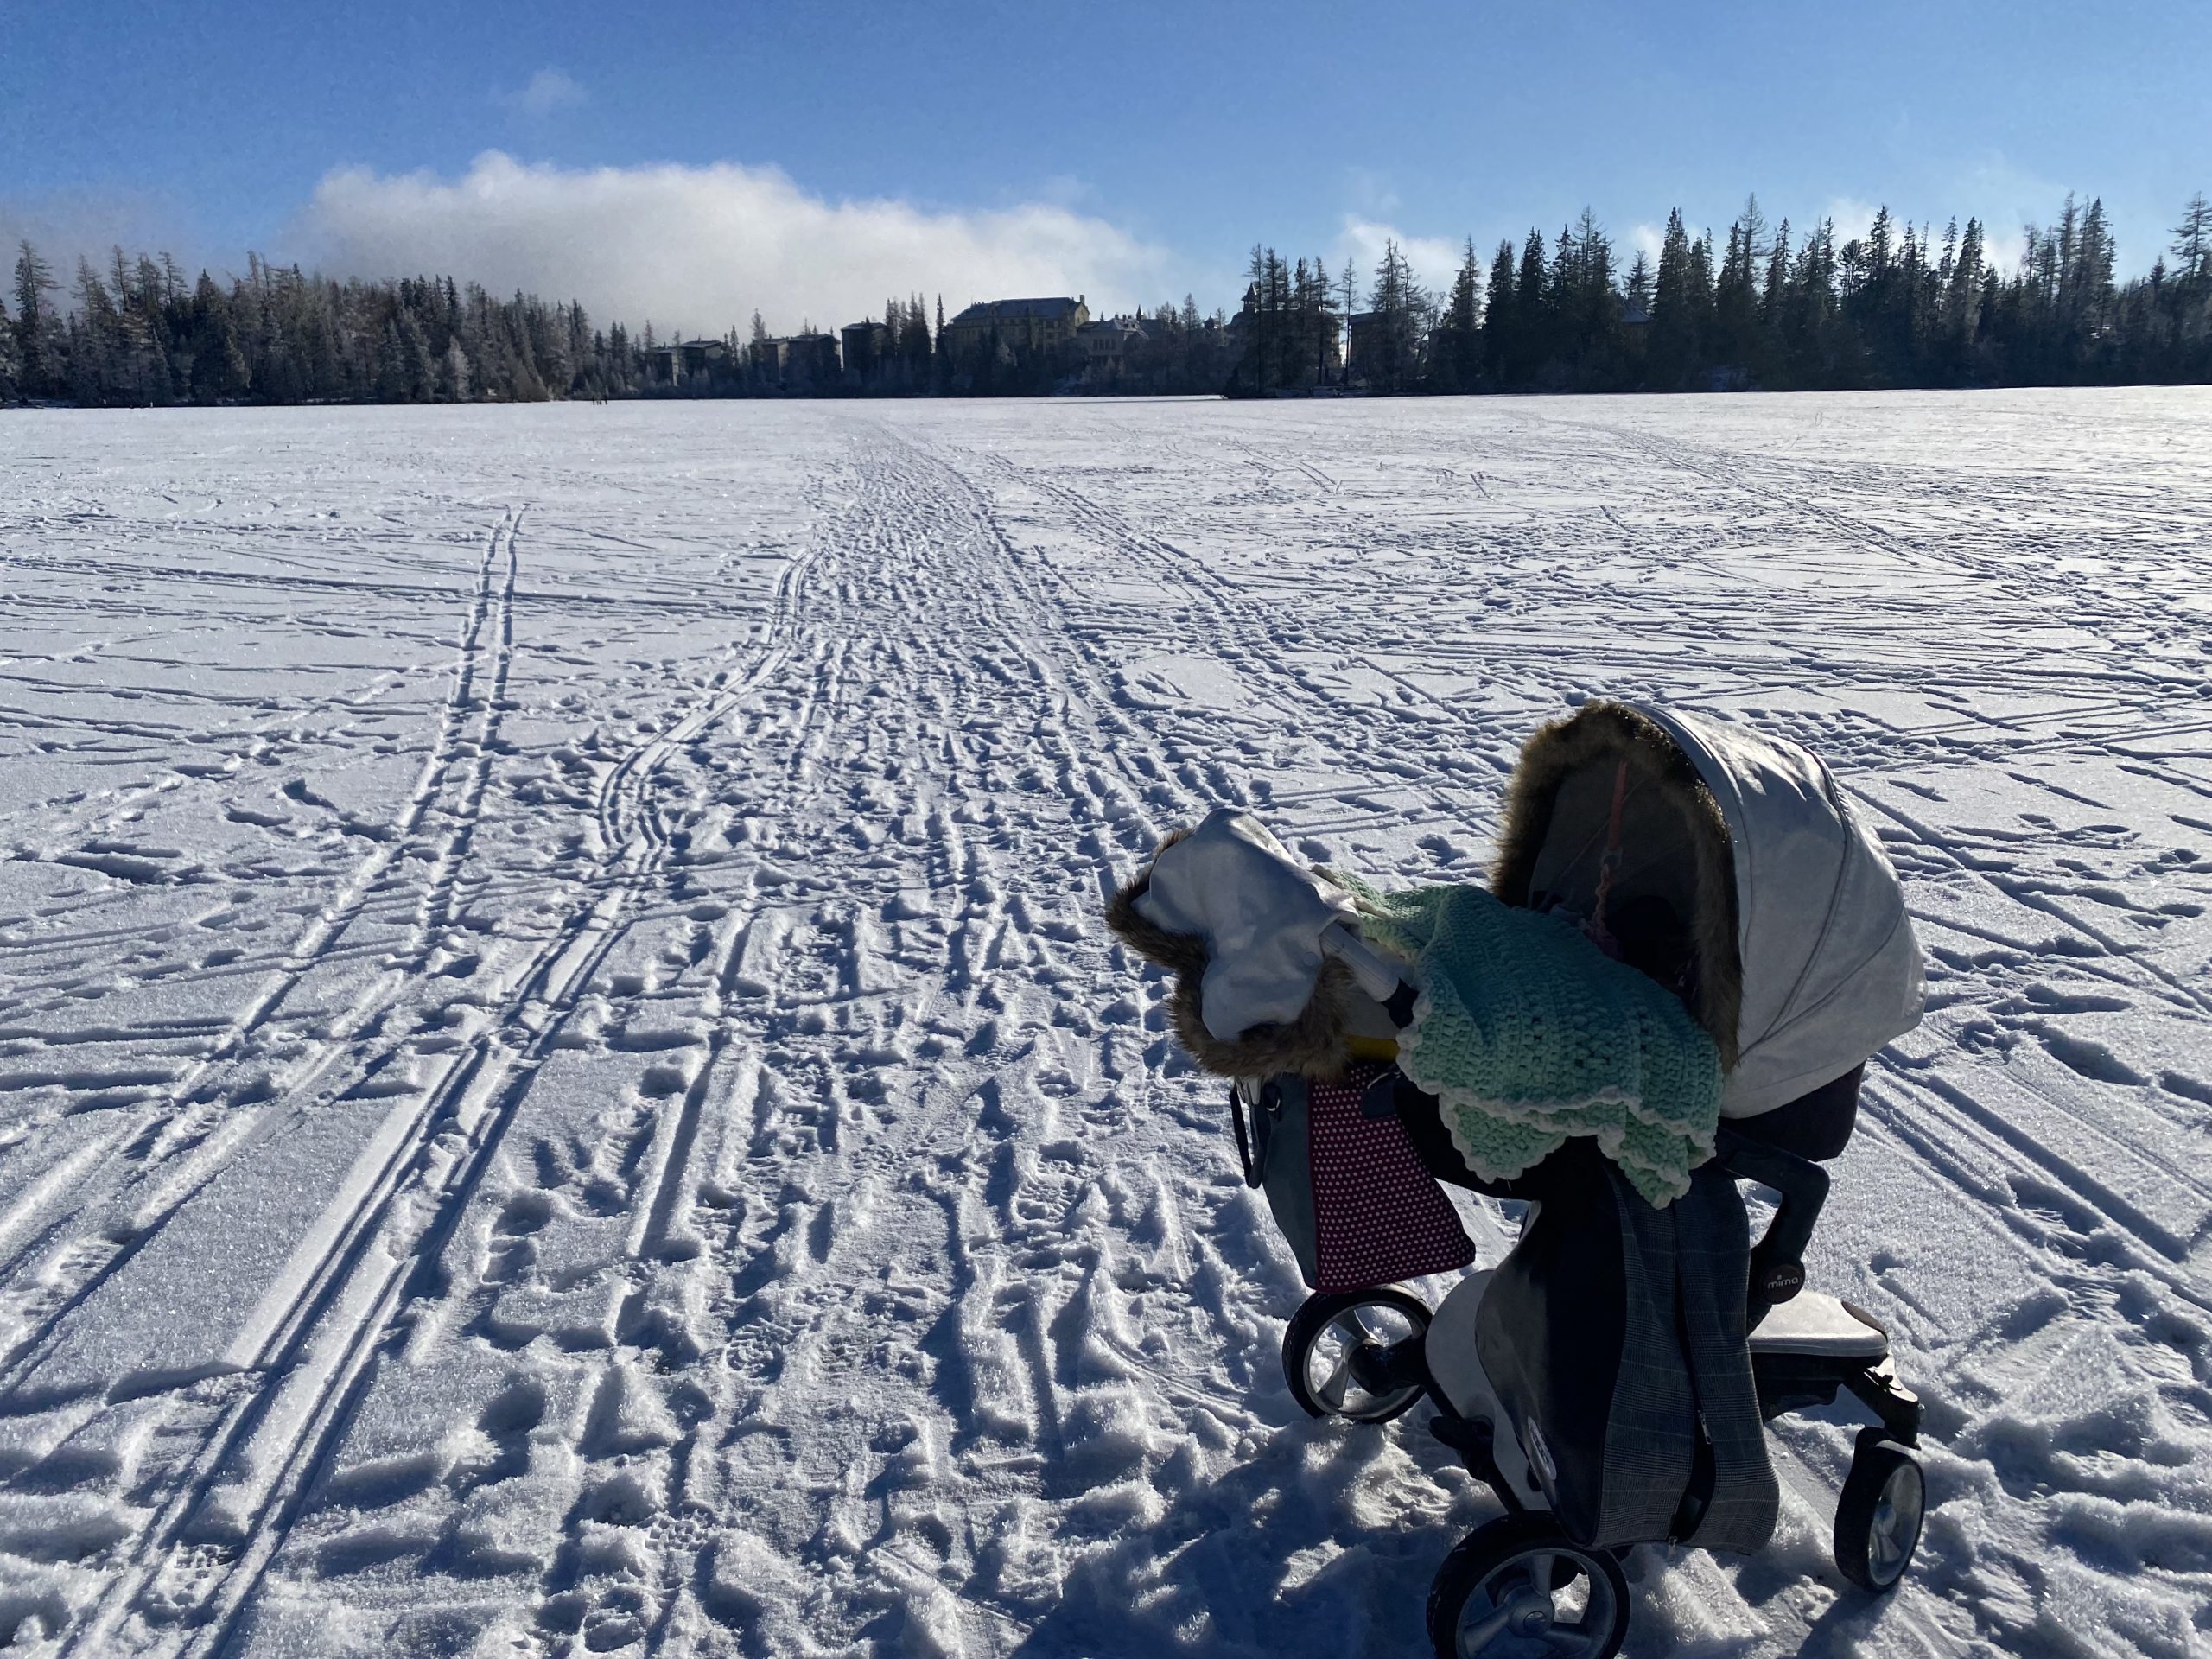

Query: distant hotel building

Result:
[1075,315,1147,376]
[753,332,841,391]
[644,338,734,385]
[936,296,1090,362]
[839,320,892,382]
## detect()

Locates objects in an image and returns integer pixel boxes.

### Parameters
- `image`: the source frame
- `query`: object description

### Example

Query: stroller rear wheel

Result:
[1427,1514,1630,1659]
[1834,1428,1925,1592]
[1281,1287,1431,1424]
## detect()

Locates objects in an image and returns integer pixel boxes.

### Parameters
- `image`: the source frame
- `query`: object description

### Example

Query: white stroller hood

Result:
[1633,704,1924,1118]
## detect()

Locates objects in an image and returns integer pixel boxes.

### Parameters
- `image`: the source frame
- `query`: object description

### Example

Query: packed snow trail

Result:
[0,393,2208,1657]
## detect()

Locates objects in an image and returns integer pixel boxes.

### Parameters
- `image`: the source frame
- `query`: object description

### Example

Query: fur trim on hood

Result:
[1488,701,1744,1068]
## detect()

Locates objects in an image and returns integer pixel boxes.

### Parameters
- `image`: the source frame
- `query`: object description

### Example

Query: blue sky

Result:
[4,0,2207,333]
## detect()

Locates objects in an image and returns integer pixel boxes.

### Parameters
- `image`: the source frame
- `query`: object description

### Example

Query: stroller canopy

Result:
[1492,701,1923,1120]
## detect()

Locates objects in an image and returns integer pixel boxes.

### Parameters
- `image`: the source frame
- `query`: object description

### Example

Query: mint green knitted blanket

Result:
[1340,876,1722,1207]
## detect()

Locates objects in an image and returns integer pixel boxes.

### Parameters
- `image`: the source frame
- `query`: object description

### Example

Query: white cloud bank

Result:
[1328,217,1467,302]
[300,152,1173,338]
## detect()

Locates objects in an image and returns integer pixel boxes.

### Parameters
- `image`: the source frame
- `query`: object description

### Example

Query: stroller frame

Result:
[1253,697,1935,1654]
[1268,1095,1930,1658]
[1109,698,1936,1656]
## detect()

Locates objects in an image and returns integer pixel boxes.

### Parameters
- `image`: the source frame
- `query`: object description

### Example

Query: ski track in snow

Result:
[0,391,2208,1657]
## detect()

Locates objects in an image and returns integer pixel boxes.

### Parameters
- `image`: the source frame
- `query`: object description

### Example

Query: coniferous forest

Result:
[6,190,2209,406]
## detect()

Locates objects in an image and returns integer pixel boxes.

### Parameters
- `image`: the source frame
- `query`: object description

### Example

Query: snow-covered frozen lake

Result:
[2,391,2209,1657]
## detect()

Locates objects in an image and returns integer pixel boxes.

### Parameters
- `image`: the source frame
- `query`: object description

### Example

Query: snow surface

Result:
[1,391,2209,1657]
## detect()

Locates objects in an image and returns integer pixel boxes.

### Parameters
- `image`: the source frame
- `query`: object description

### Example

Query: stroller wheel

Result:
[1427,1514,1630,1659]
[1834,1428,1925,1592]
[1281,1287,1431,1424]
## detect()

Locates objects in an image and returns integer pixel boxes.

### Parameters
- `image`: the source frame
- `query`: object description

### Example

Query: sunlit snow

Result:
[2,391,2209,1656]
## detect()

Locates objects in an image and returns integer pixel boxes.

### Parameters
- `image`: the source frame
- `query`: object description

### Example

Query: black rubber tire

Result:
[1281,1287,1432,1424]
[1427,1513,1631,1659]
[1834,1429,1925,1593]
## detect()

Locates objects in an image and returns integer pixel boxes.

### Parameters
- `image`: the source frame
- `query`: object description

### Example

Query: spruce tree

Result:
[1713,198,1765,380]
[71,257,122,404]
[1647,210,1694,389]
[1778,218,1839,385]
[188,271,245,403]
[375,315,413,401]
[1621,251,1652,381]
[13,241,57,396]
[1364,238,1421,393]
[1624,252,1653,316]
[2172,194,2212,288]
[1548,222,1580,374]
[437,336,472,402]
[1512,228,1548,383]
[1436,238,1484,392]
[1481,239,1517,385]
[1764,219,1792,318]
[1570,208,1621,389]
[1686,229,1717,378]
[0,294,18,400]
[1941,218,1986,378]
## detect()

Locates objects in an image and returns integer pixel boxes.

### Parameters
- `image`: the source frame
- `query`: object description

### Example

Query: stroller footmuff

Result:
[1471,1142,1776,1554]
[1105,698,1931,1659]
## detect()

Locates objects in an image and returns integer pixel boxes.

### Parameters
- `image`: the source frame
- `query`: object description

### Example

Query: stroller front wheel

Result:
[1427,1514,1630,1659]
[1834,1428,1925,1592]
[1281,1287,1431,1424]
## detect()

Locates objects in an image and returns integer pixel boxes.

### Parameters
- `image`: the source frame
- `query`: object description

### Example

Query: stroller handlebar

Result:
[1712,1126,1829,1313]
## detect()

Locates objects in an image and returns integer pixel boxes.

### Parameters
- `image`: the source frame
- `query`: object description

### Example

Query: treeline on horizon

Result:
[1239,193,2212,396]
[4,188,2209,409]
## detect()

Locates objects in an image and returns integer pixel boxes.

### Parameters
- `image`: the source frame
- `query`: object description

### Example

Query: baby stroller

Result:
[1114,702,1929,1659]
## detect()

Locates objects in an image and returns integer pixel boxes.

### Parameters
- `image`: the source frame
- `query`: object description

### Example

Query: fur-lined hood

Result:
[1489,701,1744,1068]
[1486,696,1922,1114]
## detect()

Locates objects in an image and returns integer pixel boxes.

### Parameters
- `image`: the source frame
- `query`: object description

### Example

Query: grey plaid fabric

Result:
[1674,1166,1781,1552]
[1594,1176,1695,1545]
[1594,1165,1779,1553]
